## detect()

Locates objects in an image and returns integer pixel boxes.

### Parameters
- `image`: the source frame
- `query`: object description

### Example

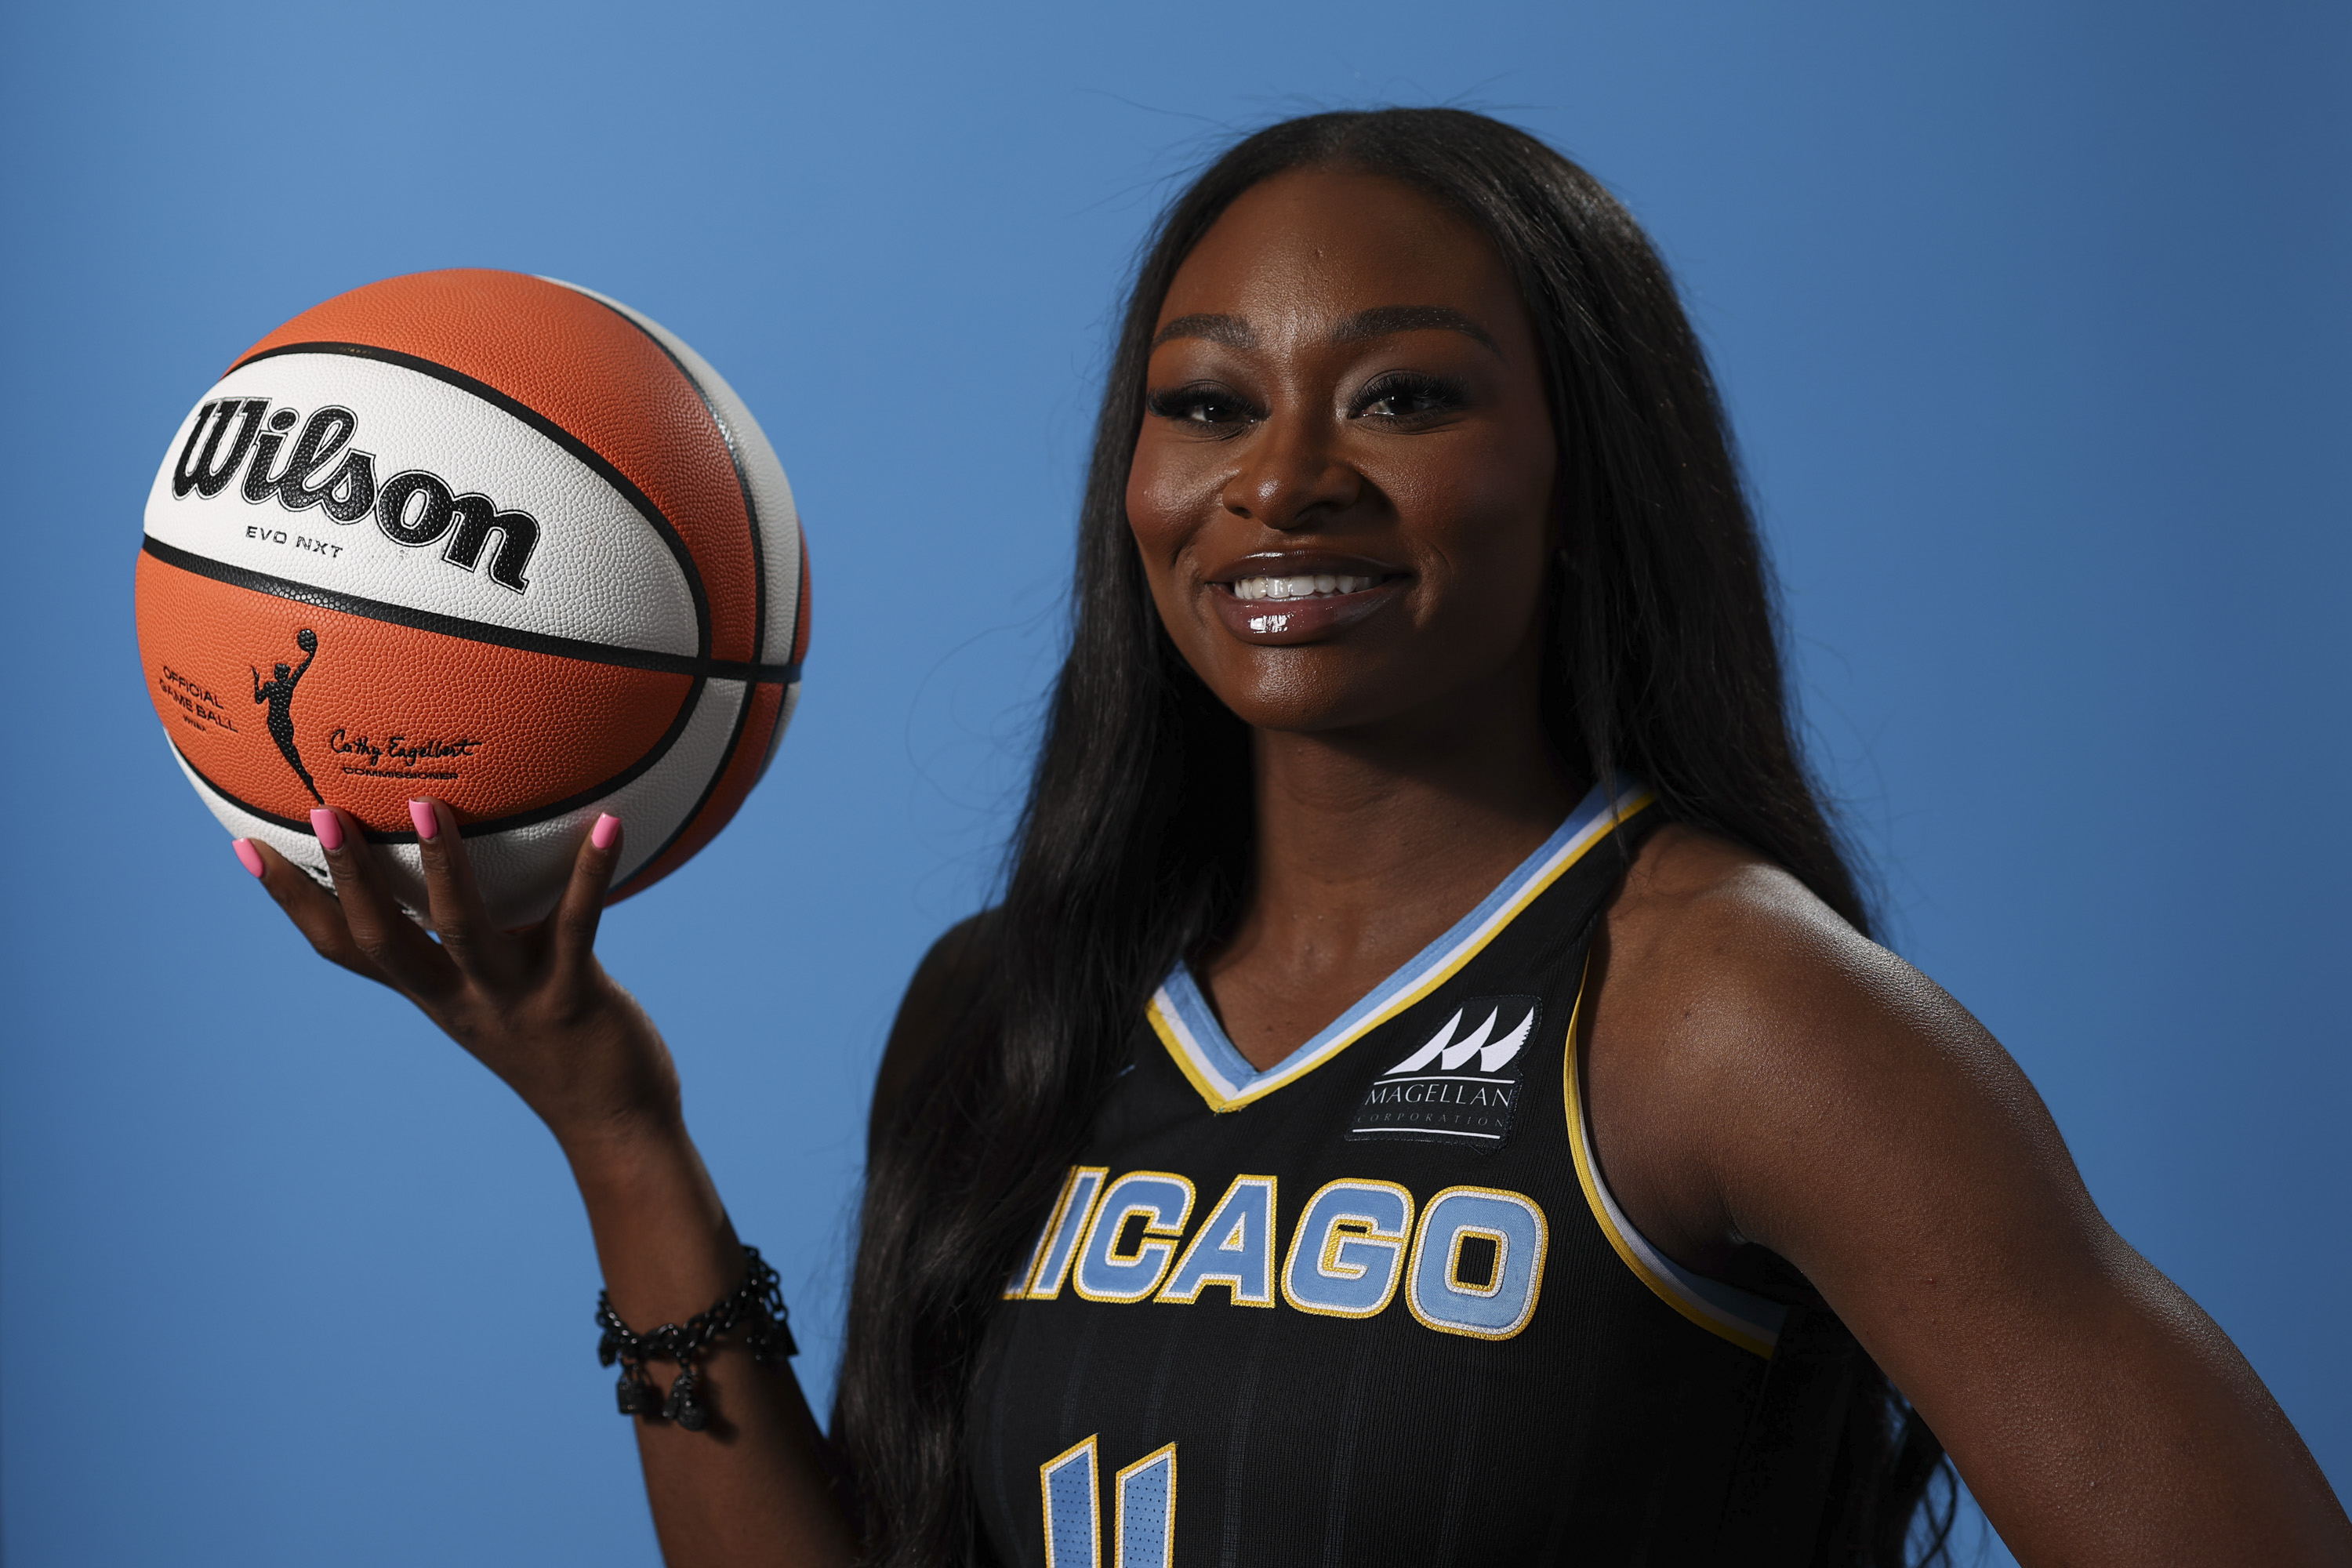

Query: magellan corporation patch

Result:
[1348,994,1541,1147]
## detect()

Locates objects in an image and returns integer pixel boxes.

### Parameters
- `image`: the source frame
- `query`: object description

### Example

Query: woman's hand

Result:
[234,803,858,1564]
[236,800,677,1154]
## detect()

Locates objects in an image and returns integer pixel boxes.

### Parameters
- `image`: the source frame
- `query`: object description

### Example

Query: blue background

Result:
[1,3,2342,1563]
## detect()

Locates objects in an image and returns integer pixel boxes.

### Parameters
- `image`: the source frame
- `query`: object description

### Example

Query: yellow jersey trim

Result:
[1560,956,1784,1358]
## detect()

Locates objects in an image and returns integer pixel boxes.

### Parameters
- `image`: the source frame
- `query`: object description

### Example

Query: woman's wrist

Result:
[560,1102,746,1328]
[554,1094,694,1188]
[506,985,688,1160]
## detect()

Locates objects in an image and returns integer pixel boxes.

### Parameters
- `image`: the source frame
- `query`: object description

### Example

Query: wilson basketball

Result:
[135,269,808,926]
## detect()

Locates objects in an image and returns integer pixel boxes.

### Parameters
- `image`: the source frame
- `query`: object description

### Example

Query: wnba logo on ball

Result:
[249,626,321,804]
[172,397,540,593]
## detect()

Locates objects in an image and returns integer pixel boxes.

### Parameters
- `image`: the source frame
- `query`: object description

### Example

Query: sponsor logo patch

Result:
[1347,994,1540,1147]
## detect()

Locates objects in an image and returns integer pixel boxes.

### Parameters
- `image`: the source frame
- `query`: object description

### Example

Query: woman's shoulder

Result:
[1597,821,1926,1046]
[1584,822,2016,1268]
[869,909,1002,1151]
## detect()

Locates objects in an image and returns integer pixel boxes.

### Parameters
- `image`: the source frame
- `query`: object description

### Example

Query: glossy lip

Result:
[1203,550,1406,645]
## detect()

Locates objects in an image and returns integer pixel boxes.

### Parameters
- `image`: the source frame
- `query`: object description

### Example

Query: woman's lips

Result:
[1207,571,1402,643]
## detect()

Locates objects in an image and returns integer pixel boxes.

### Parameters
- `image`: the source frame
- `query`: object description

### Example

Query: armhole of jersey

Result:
[1562,954,1787,1359]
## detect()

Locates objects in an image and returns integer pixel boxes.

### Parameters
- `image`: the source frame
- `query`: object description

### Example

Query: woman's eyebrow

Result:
[1151,313,1256,350]
[1331,305,1497,351]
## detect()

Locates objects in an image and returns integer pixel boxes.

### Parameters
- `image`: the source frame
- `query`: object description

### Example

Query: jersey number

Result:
[1040,1436,1175,1568]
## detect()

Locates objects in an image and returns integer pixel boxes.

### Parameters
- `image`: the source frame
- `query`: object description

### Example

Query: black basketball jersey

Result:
[964,781,1848,1566]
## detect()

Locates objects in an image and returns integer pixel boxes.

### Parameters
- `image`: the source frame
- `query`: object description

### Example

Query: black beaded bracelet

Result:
[595,1244,797,1432]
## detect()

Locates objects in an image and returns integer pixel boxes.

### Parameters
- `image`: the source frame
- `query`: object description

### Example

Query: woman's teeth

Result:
[1230,573,1377,602]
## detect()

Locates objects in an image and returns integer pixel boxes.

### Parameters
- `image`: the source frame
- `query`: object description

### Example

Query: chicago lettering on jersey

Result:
[171,397,540,592]
[1007,1166,1548,1341]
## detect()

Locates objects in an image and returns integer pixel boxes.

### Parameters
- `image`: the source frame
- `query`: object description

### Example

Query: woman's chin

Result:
[1196,658,1441,738]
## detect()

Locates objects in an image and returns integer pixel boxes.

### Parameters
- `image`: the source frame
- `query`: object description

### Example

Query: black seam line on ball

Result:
[612,651,755,896]
[227,339,714,662]
[142,539,800,684]
[566,288,774,896]
[611,668,780,898]
[561,285,774,669]
[169,655,711,845]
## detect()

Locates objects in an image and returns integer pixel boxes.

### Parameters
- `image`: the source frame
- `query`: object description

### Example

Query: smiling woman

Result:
[236,108,2352,1568]
[1132,177,1557,697]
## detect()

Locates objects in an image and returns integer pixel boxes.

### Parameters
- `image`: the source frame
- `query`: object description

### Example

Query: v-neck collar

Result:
[1146,775,1654,1113]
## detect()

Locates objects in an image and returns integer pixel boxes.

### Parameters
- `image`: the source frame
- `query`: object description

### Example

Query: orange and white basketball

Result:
[135,269,808,927]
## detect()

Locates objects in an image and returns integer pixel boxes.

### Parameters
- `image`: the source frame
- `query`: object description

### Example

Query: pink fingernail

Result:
[590,813,622,851]
[409,799,440,841]
[309,808,344,851]
[232,839,265,878]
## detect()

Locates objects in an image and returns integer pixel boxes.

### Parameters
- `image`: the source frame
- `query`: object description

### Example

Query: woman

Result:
[238,110,2350,1566]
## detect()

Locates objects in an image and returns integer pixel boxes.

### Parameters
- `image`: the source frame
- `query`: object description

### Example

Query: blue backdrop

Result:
[2,3,2342,1563]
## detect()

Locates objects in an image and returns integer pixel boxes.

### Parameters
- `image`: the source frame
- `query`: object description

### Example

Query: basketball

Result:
[135,269,808,927]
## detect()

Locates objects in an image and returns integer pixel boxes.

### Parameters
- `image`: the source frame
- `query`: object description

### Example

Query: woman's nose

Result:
[1220,410,1362,532]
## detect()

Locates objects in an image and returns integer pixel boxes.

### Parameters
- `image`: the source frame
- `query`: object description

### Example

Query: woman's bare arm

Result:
[1588,827,2352,1566]
[245,802,853,1567]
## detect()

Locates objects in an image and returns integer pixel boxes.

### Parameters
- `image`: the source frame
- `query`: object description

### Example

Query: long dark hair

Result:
[835,107,1951,1566]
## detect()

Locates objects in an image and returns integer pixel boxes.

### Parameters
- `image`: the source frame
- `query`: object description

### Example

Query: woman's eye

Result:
[1356,373,1465,420]
[1145,385,1257,427]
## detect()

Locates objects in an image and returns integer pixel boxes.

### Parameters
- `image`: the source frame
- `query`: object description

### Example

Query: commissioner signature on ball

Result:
[328,728,484,770]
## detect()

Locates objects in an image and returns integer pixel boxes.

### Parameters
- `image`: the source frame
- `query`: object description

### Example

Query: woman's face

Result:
[1127,166,1559,737]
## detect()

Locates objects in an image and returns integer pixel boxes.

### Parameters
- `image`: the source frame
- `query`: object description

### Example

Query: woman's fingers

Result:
[309,807,456,1000]
[408,797,510,983]
[548,813,623,976]
[244,804,615,1018]
[236,836,394,983]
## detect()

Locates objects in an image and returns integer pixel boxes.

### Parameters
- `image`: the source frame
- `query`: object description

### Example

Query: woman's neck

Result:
[1200,652,1580,1070]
